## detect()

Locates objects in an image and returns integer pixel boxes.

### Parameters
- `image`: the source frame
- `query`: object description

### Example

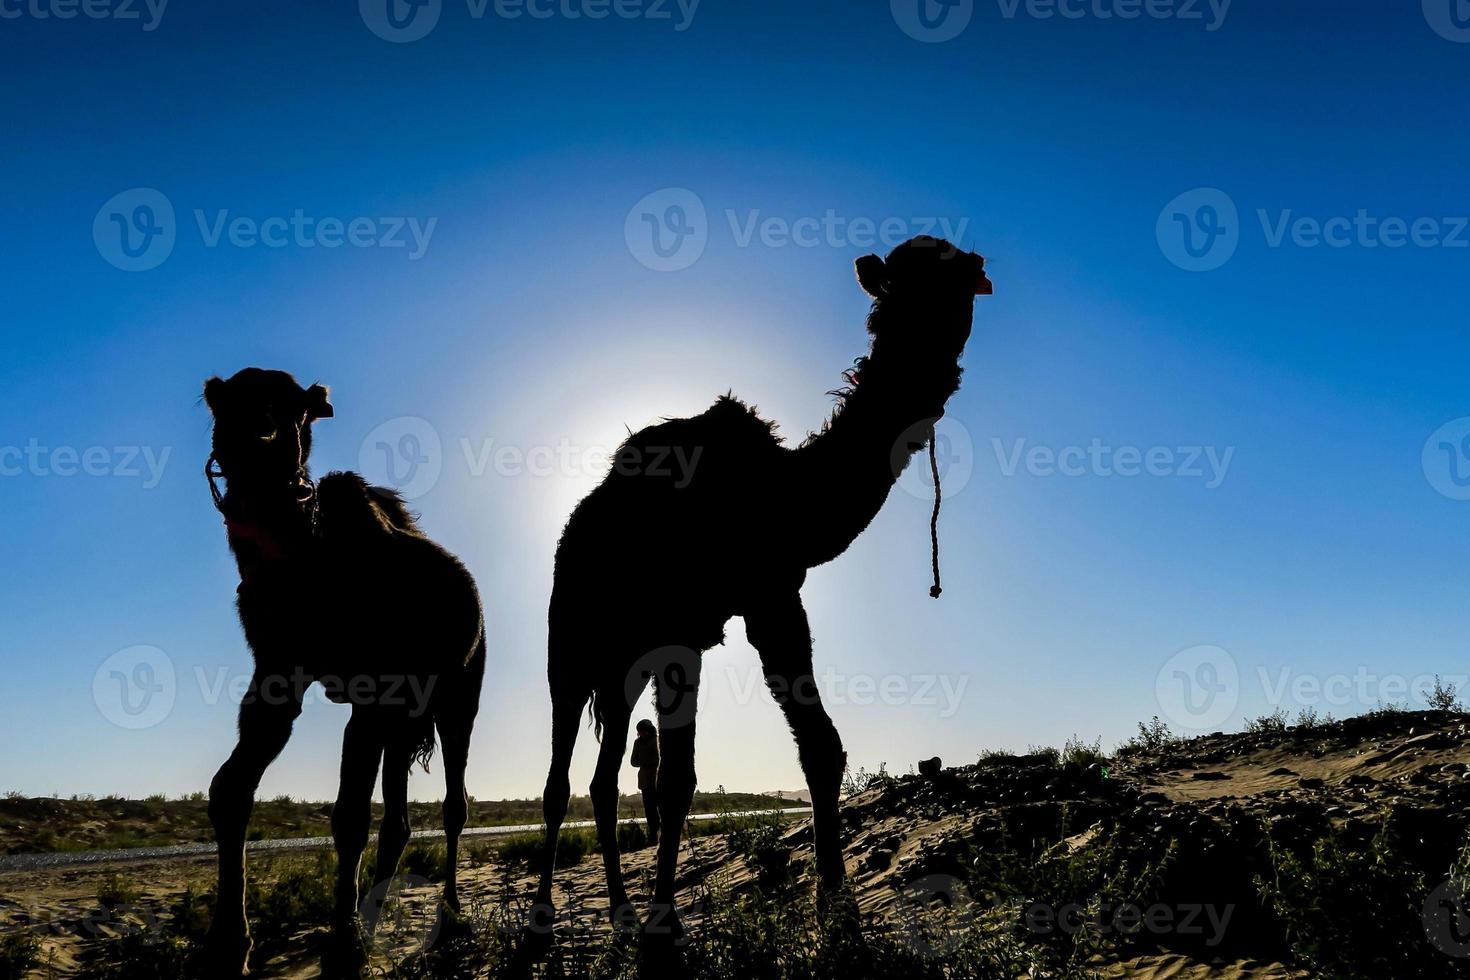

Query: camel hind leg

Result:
[587,684,635,928]
[361,734,413,939]
[438,632,485,916]
[326,709,384,980]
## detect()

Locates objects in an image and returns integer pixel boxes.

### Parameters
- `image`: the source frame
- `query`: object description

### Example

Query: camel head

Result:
[854,236,990,362]
[202,368,333,492]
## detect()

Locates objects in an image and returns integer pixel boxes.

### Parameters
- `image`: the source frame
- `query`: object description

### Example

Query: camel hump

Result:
[363,483,420,532]
[608,395,782,492]
[317,471,422,535]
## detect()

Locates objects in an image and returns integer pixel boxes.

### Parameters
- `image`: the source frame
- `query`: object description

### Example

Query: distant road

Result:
[0,807,812,872]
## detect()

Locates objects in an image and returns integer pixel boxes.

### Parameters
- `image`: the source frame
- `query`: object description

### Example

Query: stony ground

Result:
[6,711,1470,977]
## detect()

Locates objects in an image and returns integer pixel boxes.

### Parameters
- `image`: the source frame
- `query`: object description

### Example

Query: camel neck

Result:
[790,337,963,568]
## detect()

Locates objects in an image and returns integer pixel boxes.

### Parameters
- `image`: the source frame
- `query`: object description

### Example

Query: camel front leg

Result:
[207,671,303,977]
[648,650,702,943]
[745,595,848,887]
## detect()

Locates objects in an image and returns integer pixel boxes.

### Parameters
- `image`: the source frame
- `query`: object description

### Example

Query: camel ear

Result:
[203,377,227,414]
[306,383,334,421]
[855,254,887,298]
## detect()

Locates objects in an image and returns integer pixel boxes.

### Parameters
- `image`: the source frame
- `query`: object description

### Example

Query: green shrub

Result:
[78,934,197,980]
[246,852,336,946]
[400,842,448,883]
[97,873,140,909]
[1243,707,1289,735]
[1025,745,1062,767]
[0,930,41,980]
[1255,813,1438,977]
[1116,715,1178,756]
[728,817,791,890]
[841,763,892,797]
[1428,675,1464,713]
[1059,735,1106,769]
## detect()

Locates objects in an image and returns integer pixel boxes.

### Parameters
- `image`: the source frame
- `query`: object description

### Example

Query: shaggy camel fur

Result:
[533,237,990,940]
[202,369,485,979]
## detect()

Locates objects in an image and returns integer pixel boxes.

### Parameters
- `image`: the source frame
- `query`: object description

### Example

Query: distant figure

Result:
[630,719,660,844]
[533,237,991,942]
[200,369,486,980]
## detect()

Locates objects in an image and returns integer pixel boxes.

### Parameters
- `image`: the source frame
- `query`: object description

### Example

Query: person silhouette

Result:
[630,719,659,846]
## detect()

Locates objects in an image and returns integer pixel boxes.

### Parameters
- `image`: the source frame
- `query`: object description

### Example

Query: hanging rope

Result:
[929,426,943,599]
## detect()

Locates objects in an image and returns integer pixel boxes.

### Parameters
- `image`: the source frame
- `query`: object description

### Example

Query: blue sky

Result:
[2,0,1469,801]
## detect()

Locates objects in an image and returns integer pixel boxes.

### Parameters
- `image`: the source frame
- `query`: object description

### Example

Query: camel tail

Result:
[411,725,437,774]
[586,688,604,742]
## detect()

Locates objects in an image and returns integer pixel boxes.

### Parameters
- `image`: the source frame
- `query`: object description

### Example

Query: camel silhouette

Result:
[201,368,486,979]
[533,237,991,940]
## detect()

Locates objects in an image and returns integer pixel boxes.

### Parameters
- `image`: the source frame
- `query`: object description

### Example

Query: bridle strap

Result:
[205,455,317,521]
[206,456,226,513]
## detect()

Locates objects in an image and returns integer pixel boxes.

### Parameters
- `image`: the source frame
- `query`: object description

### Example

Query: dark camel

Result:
[533,237,991,939]
[201,369,486,978]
